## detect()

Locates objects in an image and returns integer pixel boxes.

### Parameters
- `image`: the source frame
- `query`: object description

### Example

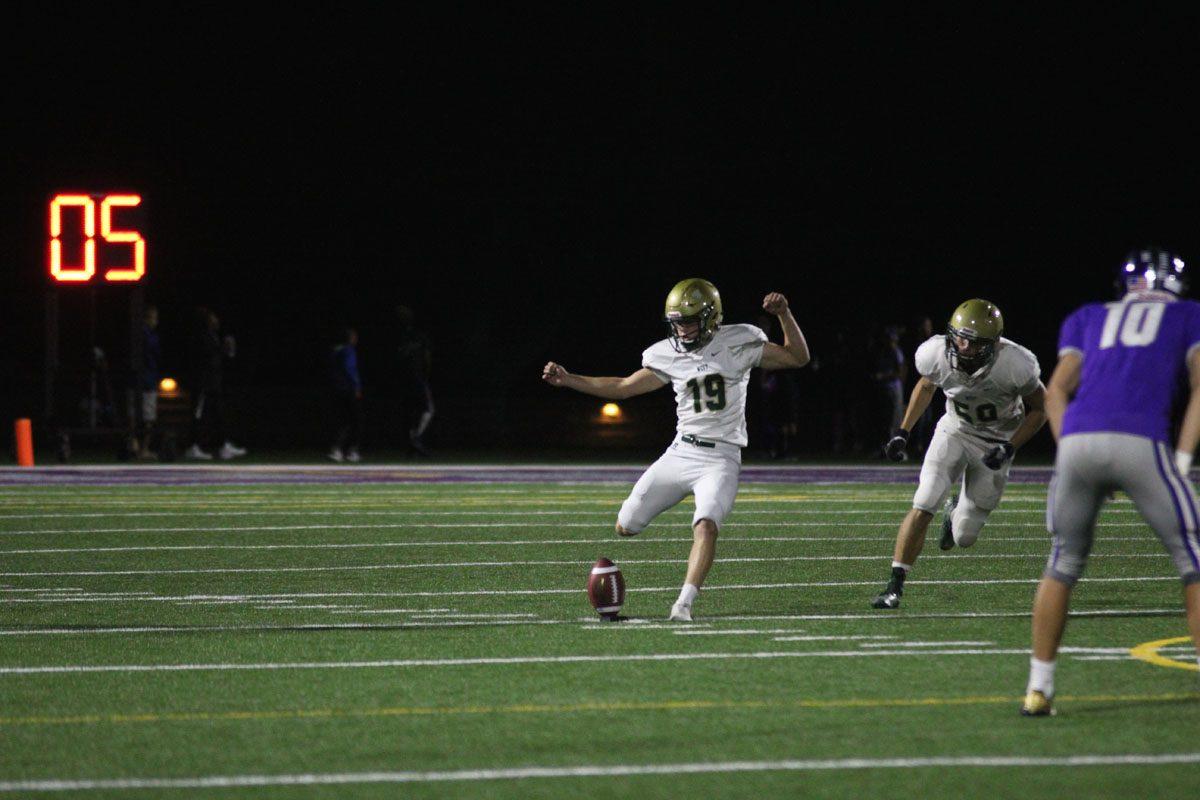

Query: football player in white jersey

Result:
[871,299,1046,609]
[543,278,810,621]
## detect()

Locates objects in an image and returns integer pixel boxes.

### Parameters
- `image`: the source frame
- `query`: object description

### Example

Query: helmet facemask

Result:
[945,327,997,375]
[944,298,1004,376]
[665,309,718,352]
[663,278,723,353]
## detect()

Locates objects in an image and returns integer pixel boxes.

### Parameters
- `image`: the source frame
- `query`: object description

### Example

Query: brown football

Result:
[587,557,625,620]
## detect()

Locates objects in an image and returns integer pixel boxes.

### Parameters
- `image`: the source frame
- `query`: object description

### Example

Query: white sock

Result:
[1027,656,1056,696]
[676,583,699,607]
[891,561,912,573]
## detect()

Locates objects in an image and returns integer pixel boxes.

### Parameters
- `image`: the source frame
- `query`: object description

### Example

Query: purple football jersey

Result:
[1059,295,1200,442]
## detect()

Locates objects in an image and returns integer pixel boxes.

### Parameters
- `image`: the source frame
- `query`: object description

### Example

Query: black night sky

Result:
[5,5,1200,456]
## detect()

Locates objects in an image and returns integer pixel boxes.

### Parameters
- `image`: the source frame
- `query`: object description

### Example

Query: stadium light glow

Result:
[159,377,178,394]
[601,403,622,419]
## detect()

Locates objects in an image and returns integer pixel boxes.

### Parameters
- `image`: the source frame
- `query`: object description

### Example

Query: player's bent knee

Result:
[1043,568,1080,588]
[954,527,980,548]
[693,518,719,539]
[615,522,640,537]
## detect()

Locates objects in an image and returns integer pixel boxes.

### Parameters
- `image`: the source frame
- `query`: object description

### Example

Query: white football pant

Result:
[912,424,1012,546]
[617,438,741,533]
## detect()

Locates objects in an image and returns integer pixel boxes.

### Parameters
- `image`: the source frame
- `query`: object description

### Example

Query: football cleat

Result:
[871,587,902,610]
[409,430,431,457]
[940,494,958,551]
[1020,690,1054,717]
[669,602,693,622]
[328,448,344,463]
[219,442,247,460]
[185,444,213,460]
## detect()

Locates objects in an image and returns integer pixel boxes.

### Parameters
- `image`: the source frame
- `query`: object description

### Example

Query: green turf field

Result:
[1,478,1198,797]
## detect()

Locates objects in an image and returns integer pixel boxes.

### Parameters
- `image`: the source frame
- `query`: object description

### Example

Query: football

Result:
[587,557,626,620]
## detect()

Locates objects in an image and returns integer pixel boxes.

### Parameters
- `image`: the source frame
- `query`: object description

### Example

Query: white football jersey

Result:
[642,323,768,447]
[915,335,1042,441]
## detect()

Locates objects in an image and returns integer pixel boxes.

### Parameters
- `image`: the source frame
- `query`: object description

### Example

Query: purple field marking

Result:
[0,465,1055,487]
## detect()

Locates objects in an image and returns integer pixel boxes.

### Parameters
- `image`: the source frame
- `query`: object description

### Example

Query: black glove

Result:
[883,428,910,462]
[983,441,1015,470]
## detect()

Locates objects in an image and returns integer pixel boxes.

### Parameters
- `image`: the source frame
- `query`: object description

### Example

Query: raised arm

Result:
[759,292,810,370]
[1044,353,1082,442]
[542,363,666,400]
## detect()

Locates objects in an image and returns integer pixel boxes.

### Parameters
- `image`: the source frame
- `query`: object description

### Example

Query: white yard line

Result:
[0,608,1182,636]
[0,506,1136,522]
[1,751,1197,792]
[408,618,540,623]
[857,641,994,648]
[0,522,1142,542]
[2,753,1196,792]
[0,534,1161,554]
[770,635,902,642]
[0,577,1180,604]
[0,648,1062,676]
[0,554,1172,578]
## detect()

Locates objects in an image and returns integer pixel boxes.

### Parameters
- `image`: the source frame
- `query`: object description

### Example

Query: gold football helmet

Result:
[946,298,1003,374]
[664,278,722,352]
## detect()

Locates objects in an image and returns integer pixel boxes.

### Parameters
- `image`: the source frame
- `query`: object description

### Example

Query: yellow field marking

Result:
[1129,636,1199,672]
[4,692,1197,728]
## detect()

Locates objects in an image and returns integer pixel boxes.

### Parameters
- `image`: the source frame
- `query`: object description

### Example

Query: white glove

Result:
[1177,450,1193,478]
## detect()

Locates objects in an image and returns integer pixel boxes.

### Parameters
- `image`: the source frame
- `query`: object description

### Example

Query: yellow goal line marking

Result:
[1129,636,1199,672]
[4,692,1198,728]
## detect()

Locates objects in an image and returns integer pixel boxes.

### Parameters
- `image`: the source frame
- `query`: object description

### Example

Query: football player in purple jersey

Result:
[1023,247,1200,716]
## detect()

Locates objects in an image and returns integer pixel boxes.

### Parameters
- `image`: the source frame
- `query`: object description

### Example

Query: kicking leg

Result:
[616,453,688,537]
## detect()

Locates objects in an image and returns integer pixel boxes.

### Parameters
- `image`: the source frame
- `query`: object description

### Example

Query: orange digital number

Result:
[49,194,97,282]
[100,195,145,281]
[48,193,146,283]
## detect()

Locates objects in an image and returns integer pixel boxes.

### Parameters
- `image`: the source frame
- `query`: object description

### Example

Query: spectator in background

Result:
[329,327,363,463]
[397,305,434,456]
[135,305,161,458]
[827,329,865,454]
[185,307,247,460]
[870,325,906,457]
[902,315,937,457]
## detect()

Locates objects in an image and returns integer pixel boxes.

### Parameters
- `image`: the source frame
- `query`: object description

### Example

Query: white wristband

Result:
[1176,450,1193,478]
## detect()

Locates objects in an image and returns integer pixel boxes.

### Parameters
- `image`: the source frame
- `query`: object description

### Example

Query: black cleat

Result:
[940,494,958,551]
[871,583,902,610]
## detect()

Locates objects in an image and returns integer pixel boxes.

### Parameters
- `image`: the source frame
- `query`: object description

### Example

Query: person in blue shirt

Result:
[1024,247,1200,716]
[329,327,363,463]
[136,305,162,458]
